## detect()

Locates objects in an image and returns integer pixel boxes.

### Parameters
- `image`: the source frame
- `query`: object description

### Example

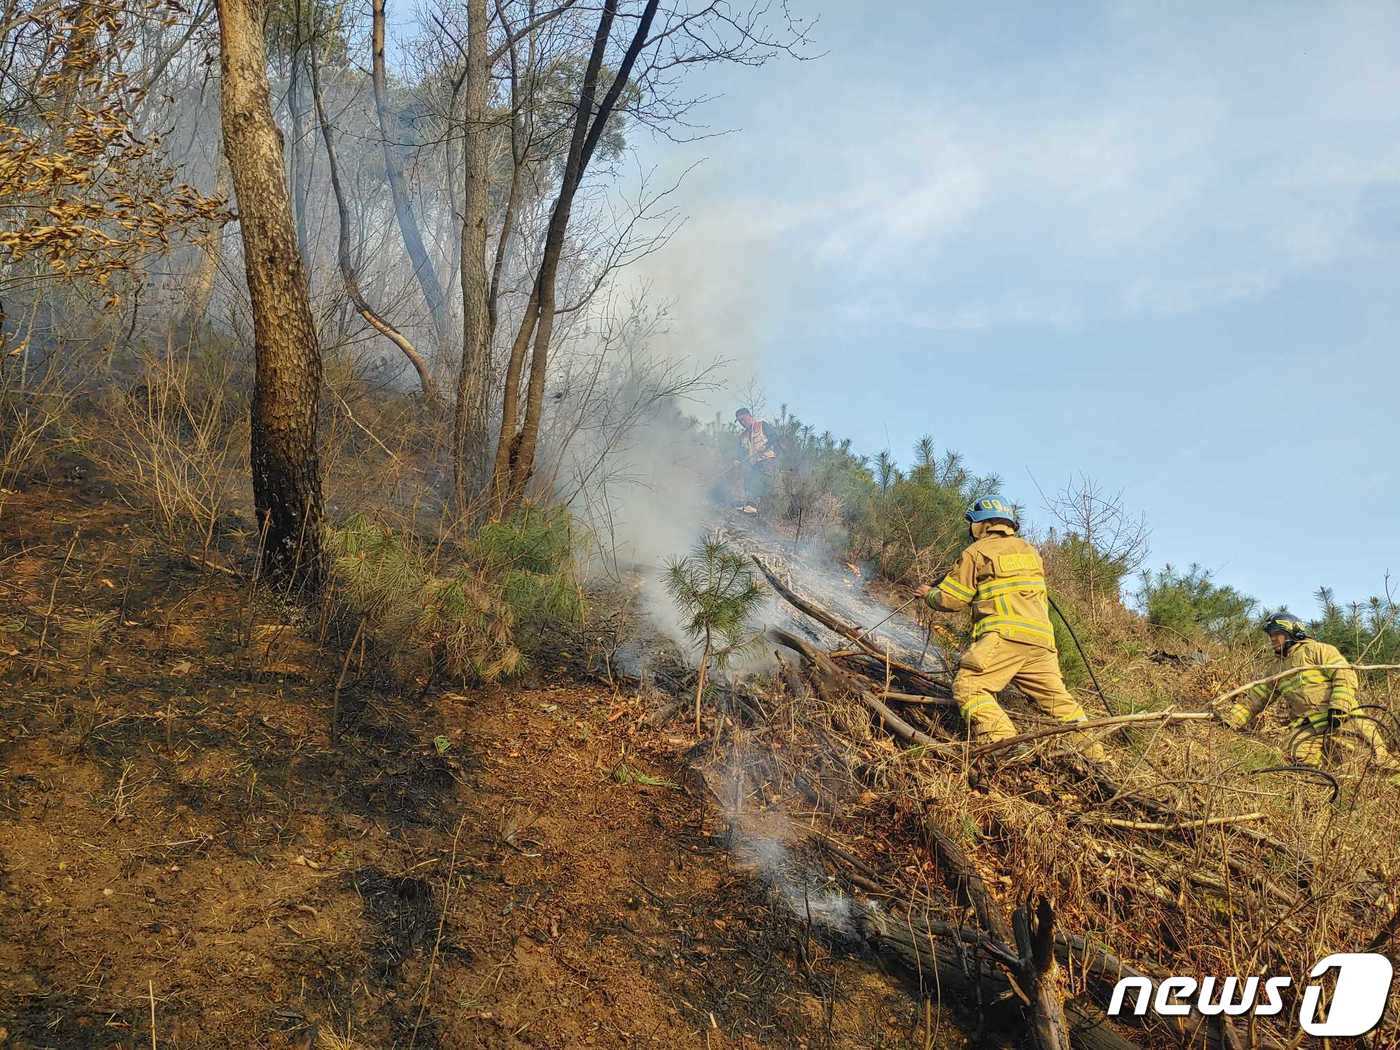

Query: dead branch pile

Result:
[694,556,1400,1048]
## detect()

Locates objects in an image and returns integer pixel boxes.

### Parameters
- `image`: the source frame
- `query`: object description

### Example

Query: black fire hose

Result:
[1246,764,1341,803]
[1046,594,1113,717]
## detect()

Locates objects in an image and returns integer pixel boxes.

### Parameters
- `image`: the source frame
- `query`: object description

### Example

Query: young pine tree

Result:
[664,534,765,735]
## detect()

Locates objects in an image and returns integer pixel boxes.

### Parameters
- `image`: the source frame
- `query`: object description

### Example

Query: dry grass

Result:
[0,360,75,504]
[75,345,249,552]
[702,601,1400,1043]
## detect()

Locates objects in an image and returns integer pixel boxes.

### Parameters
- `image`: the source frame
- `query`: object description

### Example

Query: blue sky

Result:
[624,0,1400,614]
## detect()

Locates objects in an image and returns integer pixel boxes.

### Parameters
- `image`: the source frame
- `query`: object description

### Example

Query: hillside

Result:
[0,470,949,1049]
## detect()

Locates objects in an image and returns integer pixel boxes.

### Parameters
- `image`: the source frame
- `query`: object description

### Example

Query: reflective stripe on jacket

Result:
[926,521,1056,651]
[1242,638,1359,722]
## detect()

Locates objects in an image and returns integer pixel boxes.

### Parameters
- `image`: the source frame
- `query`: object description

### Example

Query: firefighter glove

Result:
[1222,704,1251,730]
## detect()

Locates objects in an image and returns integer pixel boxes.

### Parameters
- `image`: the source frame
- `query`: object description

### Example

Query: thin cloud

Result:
[643,0,1400,332]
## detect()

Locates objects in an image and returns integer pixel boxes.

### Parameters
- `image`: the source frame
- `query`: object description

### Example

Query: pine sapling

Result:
[663,533,765,736]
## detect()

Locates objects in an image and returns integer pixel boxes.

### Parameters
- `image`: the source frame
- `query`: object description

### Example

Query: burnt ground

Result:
[0,475,948,1049]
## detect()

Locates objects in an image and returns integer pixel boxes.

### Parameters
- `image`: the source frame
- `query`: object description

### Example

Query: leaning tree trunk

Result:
[491,0,661,515]
[372,0,451,356]
[452,0,492,511]
[216,0,325,588]
[309,32,438,403]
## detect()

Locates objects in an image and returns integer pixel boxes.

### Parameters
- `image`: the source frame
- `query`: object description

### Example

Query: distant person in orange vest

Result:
[916,498,1105,760]
[734,408,780,513]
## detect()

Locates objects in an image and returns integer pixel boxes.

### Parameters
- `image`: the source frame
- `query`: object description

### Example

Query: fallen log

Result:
[922,808,1016,1029]
[834,651,955,698]
[645,695,689,727]
[1085,812,1264,835]
[852,901,1142,1050]
[882,690,958,707]
[823,782,1282,1048]
[774,649,808,700]
[923,813,1012,945]
[753,555,951,694]
[769,627,949,751]
[1053,752,1307,865]
[1064,999,1139,1050]
[834,842,1157,1004]
[1210,663,1400,708]
[1015,895,1073,1050]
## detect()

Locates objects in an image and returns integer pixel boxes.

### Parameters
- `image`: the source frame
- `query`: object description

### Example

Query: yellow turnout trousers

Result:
[953,633,1103,758]
[1290,710,1394,768]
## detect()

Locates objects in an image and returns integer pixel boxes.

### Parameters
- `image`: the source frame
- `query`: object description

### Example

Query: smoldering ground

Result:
[707,743,869,940]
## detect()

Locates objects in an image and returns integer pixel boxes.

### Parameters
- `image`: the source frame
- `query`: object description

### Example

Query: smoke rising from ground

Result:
[564,385,938,681]
[568,398,784,675]
[709,743,867,939]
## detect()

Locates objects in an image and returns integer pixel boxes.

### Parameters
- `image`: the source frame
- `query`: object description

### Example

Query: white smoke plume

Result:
[708,742,868,939]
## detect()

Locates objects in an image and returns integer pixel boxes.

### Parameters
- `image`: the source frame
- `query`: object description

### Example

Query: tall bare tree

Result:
[309,22,438,402]
[489,0,659,515]
[372,0,452,355]
[452,0,492,509]
[216,0,326,585]
[480,0,805,516]
[1044,474,1150,620]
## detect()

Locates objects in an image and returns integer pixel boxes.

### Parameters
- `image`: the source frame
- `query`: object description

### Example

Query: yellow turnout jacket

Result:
[1238,638,1359,725]
[925,521,1056,651]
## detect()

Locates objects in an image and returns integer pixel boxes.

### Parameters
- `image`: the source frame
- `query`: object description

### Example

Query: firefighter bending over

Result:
[1223,612,1395,768]
[916,498,1105,760]
[734,407,780,512]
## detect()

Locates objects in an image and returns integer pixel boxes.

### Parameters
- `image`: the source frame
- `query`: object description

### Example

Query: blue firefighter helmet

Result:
[965,498,1018,528]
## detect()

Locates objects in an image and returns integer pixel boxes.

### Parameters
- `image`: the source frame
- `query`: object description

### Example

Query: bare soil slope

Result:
[0,476,934,1049]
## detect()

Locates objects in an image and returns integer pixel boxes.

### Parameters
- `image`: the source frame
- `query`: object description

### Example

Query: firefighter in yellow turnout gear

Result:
[916,499,1105,760]
[1224,613,1395,768]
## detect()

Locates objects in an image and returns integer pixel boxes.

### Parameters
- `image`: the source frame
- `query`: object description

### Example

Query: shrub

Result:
[471,505,583,645]
[1136,563,1256,644]
[1309,587,1400,663]
[77,346,248,552]
[328,506,582,685]
[1049,607,1089,690]
[0,362,74,497]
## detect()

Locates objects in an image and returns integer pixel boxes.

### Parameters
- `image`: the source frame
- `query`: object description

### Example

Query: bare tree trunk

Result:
[310,31,439,403]
[287,26,311,269]
[489,279,539,503]
[372,0,451,355]
[491,0,660,515]
[183,163,230,337]
[694,630,711,736]
[488,154,522,339]
[487,0,527,341]
[452,0,491,510]
[217,0,325,588]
